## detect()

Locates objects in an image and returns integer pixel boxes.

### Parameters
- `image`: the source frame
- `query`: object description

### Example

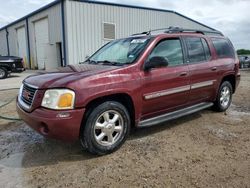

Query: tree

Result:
[237,49,250,55]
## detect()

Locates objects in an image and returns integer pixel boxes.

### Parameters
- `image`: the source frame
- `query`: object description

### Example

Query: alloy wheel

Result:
[220,86,231,108]
[94,110,124,146]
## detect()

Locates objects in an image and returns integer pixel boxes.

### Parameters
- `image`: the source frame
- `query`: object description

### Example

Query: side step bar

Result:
[138,102,213,128]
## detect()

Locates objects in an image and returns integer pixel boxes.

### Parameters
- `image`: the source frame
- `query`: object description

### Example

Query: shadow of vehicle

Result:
[18,110,207,168]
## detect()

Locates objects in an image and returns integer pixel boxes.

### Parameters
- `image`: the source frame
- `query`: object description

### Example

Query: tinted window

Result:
[185,37,206,63]
[212,38,235,58]
[201,38,211,60]
[148,39,184,66]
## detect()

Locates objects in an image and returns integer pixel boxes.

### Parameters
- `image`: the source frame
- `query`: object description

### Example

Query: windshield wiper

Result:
[84,59,98,64]
[86,60,131,66]
[96,60,123,66]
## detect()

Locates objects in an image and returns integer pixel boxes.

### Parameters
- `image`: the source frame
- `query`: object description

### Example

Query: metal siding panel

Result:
[17,27,28,67]
[34,18,49,69]
[6,20,26,57]
[28,4,62,69]
[0,30,8,55]
[66,1,214,65]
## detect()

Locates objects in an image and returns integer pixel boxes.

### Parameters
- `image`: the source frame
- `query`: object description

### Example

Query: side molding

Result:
[138,102,213,127]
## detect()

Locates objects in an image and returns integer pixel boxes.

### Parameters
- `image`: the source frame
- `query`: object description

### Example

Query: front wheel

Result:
[213,81,233,112]
[80,101,131,155]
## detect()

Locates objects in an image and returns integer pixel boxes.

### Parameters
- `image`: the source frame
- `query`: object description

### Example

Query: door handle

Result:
[211,67,217,71]
[179,72,188,77]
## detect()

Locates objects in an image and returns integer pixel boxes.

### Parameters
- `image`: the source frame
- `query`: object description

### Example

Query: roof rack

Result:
[132,27,223,36]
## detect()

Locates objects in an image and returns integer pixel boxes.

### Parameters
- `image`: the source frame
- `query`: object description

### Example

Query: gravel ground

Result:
[0,70,249,188]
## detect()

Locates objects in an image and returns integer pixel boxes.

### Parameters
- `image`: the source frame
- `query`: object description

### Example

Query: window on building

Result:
[148,38,184,67]
[103,23,116,40]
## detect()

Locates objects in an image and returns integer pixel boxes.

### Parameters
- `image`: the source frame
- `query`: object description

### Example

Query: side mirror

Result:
[144,56,168,71]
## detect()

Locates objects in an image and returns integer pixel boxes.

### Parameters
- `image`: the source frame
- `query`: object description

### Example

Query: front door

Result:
[140,38,190,120]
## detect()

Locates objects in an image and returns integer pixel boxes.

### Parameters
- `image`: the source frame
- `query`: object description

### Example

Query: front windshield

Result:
[88,37,151,65]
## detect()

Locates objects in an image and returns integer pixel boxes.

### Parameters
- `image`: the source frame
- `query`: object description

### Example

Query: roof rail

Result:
[132,27,223,36]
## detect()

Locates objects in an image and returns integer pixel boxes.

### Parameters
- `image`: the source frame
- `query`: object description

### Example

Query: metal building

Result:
[0,0,215,70]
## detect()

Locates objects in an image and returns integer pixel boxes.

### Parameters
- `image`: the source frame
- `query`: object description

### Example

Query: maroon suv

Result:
[17,27,240,155]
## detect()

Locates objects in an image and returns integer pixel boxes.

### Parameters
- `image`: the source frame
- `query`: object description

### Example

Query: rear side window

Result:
[148,38,184,66]
[185,37,206,63]
[211,38,235,58]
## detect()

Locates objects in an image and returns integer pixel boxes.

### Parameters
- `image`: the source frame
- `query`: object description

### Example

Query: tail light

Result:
[234,57,240,74]
[21,58,24,67]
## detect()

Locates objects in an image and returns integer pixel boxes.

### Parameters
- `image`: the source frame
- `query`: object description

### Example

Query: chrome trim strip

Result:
[23,82,39,89]
[144,85,190,100]
[191,80,216,90]
[144,80,217,100]
[0,60,14,63]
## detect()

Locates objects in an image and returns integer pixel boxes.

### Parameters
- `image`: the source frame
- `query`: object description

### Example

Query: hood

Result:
[0,56,22,62]
[24,64,118,89]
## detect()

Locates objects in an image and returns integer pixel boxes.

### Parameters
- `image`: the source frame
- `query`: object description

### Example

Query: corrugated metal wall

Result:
[1,0,214,69]
[0,30,8,56]
[28,3,62,69]
[65,1,212,65]
[0,3,62,69]
[6,20,26,58]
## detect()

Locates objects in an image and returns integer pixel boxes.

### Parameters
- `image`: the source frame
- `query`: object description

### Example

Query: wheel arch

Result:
[80,93,136,138]
[221,74,236,93]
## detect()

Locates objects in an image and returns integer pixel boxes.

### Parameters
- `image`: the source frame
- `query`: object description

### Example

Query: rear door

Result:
[184,36,218,103]
[140,37,190,119]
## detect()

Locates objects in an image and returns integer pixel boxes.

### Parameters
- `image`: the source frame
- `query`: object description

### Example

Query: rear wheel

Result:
[0,67,7,79]
[81,101,130,155]
[213,81,233,112]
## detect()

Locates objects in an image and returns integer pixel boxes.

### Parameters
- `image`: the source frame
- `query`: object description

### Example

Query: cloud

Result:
[0,0,54,27]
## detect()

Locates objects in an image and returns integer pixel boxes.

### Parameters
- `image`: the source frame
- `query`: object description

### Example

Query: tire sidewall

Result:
[217,81,233,111]
[82,101,130,155]
[0,67,7,79]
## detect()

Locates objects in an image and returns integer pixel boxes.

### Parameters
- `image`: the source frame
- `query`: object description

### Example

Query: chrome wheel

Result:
[94,110,124,146]
[220,86,231,108]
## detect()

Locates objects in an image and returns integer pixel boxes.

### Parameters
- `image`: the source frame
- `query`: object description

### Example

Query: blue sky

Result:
[0,0,249,49]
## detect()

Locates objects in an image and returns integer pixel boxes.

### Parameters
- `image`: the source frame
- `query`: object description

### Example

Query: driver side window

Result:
[148,38,184,67]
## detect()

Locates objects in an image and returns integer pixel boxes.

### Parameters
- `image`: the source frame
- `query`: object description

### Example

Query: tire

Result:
[0,67,7,79]
[213,81,233,112]
[80,101,131,155]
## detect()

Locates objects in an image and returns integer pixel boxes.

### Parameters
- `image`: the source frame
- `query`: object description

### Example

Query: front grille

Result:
[15,62,23,68]
[21,84,37,107]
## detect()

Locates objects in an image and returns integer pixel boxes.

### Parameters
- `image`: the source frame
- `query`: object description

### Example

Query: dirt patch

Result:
[0,71,250,187]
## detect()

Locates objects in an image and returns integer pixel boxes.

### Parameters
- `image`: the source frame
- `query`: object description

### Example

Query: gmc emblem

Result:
[22,90,30,100]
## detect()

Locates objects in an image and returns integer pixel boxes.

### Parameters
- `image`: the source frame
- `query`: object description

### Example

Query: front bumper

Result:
[12,67,25,73]
[17,102,85,142]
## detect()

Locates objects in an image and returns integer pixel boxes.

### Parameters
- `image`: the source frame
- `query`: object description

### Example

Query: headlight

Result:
[41,89,75,110]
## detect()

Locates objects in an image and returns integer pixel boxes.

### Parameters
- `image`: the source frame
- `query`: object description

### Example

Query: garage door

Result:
[34,18,49,70]
[17,27,27,67]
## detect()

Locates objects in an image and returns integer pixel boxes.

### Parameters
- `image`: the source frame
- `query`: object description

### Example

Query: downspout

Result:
[26,18,31,69]
[5,28,10,56]
[61,0,67,66]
